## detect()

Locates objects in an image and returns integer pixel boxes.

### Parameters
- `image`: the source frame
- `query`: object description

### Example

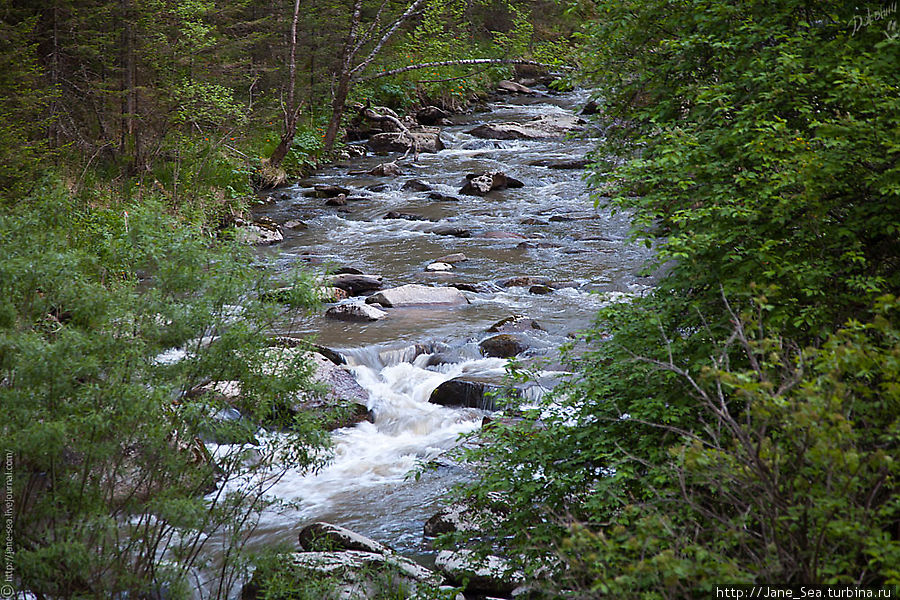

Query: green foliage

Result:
[0,179,327,597]
[450,1,900,596]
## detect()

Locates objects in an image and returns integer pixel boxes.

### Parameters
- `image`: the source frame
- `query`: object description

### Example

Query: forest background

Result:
[1,0,898,598]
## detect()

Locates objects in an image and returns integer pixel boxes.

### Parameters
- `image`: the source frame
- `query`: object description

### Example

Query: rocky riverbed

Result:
[218,81,654,598]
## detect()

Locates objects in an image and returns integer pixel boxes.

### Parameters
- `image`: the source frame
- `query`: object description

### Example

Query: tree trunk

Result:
[322,72,351,153]
[268,0,301,169]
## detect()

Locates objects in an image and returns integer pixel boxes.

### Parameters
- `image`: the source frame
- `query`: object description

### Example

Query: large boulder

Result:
[424,498,507,537]
[365,284,468,307]
[434,550,524,595]
[429,378,504,411]
[459,171,524,196]
[233,219,283,246]
[415,105,451,126]
[242,550,444,600]
[325,303,388,322]
[328,273,384,295]
[479,334,530,358]
[466,114,581,140]
[298,522,392,554]
[368,131,444,154]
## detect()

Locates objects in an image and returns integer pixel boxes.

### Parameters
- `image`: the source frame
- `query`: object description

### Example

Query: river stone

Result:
[428,192,460,201]
[298,522,392,554]
[479,334,530,358]
[460,171,524,196]
[307,184,350,198]
[467,114,581,140]
[429,378,502,411]
[325,303,388,322]
[424,501,506,537]
[580,99,600,115]
[416,105,451,125]
[487,315,545,334]
[401,178,432,192]
[365,284,468,307]
[283,219,308,230]
[242,550,444,600]
[498,276,552,288]
[527,158,590,169]
[384,211,432,222]
[435,253,468,264]
[233,220,283,246]
[529,284,553,295]
[430,225,471,238]
[434,550,524,595]
[367,161,402,176]
[426,262,453,272]
[368,131,444,154]
[328,273,384,295]
[325,194,347,206]
[480,231,527,240]
[497,80,535,95]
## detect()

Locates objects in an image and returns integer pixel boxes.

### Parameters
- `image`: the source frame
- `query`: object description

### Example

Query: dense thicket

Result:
[455,1,900,596]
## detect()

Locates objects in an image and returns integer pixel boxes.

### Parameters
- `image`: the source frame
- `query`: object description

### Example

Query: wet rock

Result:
[416,105,451,125]
[479,231,527,240]
[325,194,347,206]
[306,184,351,198]
[516,241,561,249]
[325,303,388,322]
[365,284,468,307]
[233,219,283,246]
[467,114,580,140]
[426,262,453,272]
[366,183,389,192]
[429,378,502,411]
[529,284,553,295]
[519,217,549,225]
[368,131,444,154]
[435,253,468,264]
[498,276,553,288]
[428,192,459,201]
[367,161,402,176]
[333,266,364,275]
[551,280,578,289]
[580,99,600,115]
[401,178,432,192]
[242,550,444,600]
[550,214,599,221]
[479,334,530,358]
[298,522,392,554]
[434,550,524,595]
[527,158,590,169]
[453,282,487,293]
[487,315,545,334]
[328,273,384,295]
[282,219,308,230]
[497,80,535,95]
[430,225,471,238]
[460,171,525,196]
[384,211,432,222]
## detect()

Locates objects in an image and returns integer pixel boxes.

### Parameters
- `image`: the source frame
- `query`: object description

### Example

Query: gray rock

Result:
[479,334,530,358]
[401,179,432,192]
[434,550,524,595]
[416,105,451,125]
[298,522,392,554]
[368,131,444,154]
[529,285,553,295]
[384,211,432,222]
[367,161,402,176]
[486,316,545,334]
[325,303,388,322]
[498,276,552,288]
[435,253,468,264]
[460,171,525,196]
[425,262,453,272]
[527,158,590,169]
[328,273,384,295]
[467,114,580,140]
[233,220,283,246]
[366,284,467,307]
[325,194,347,206]
[283,219,308,230]
[497,80,535,94]
[428,192,459,201]
[429,378,504,411]
[430,225,471,238]
[309,184,351,198]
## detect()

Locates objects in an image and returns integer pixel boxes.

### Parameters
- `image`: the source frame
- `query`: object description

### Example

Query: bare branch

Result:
[355,58,570,82]
[349,0,428,77]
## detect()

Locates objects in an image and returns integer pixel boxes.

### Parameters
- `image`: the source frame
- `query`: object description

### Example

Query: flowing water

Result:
[211,88,652,582]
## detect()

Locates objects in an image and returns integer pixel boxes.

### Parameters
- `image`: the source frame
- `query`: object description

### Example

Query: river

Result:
[210,86,651,593]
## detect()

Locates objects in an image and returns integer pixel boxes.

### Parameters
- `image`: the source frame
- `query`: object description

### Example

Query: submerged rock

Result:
[384,211,432,222]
